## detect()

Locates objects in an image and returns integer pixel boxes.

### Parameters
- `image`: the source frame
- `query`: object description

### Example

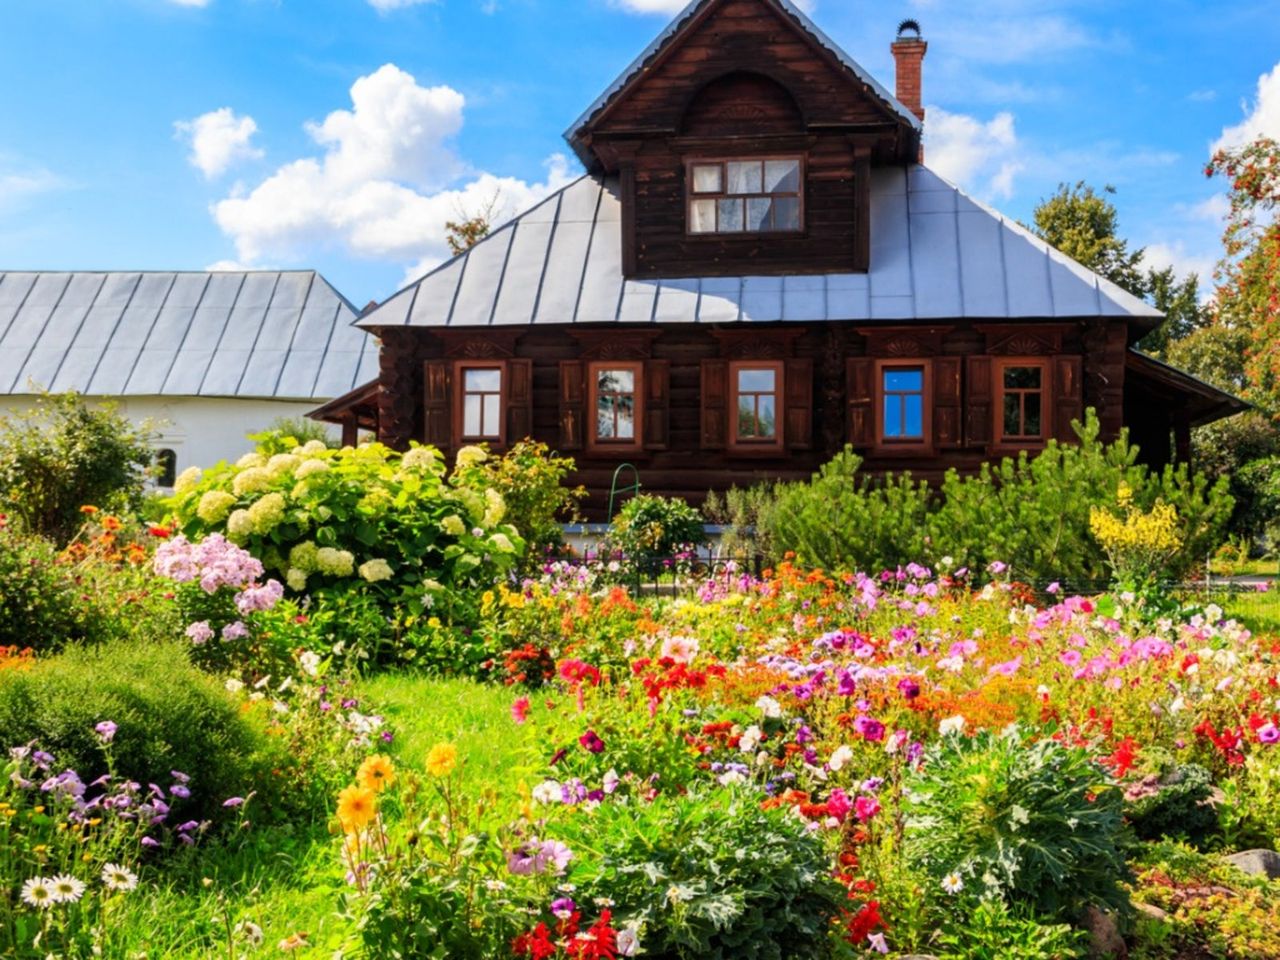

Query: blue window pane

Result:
[904,395,924,437]
[883,369,923,392]
[884,396,902,437]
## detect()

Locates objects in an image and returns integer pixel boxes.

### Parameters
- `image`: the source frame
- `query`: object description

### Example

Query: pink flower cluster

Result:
[154,535,265,594]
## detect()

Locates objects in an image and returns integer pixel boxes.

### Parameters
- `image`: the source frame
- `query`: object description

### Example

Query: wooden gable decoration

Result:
[569,0,919,172]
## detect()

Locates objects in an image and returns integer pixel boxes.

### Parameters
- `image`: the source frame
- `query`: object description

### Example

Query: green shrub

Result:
[474,440,583,561]
[903,726,1131,921]
[0,392,155,544]
[711,411,1233,581]
[556,789,845,959]
[166,439,524,632]
[935,899,1088,960]
[608,494,707,570]
[1124,763,1219,849]
[0,639,267,820]
[0,522,175,652]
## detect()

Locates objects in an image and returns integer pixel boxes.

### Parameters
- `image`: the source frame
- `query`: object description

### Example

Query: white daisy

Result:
[941,872,964,894]
[101,863,139,892]
[21,876,56,909]
[50,874,85,903]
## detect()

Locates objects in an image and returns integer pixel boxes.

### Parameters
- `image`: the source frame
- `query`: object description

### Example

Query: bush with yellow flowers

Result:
[1090,482,1185,589]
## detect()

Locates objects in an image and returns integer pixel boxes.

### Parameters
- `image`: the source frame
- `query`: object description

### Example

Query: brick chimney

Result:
[891,20,927,125]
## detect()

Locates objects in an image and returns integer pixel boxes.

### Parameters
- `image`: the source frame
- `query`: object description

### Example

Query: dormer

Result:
[564,0,924,279]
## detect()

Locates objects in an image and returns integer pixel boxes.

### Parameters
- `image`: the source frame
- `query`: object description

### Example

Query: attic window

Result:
[688,159,803,235]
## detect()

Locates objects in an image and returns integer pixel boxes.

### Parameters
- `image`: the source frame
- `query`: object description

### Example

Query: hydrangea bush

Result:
[166,439,525,631]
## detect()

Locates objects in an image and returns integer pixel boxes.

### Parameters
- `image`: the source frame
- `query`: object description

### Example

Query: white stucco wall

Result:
[0,395,336,479]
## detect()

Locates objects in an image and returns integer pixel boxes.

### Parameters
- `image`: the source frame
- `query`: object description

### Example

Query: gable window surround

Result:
[687,157,804,235]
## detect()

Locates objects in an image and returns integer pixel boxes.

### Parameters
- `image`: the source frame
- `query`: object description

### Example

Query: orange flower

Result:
[356,754,396,792]
[336,785,377,833]
[79,505,99,515]
[102,516,122,532]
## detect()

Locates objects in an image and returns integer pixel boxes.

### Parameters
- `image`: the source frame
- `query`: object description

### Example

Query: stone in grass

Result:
[1082,905,1127,959]
[1224,849,1280,880]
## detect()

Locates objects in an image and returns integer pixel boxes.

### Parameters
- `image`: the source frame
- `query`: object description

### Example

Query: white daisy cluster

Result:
[20,864,137,910]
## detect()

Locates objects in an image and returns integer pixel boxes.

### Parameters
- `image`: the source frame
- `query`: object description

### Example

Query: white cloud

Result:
[211,63,577,283]
[167,0,211,6]
[923,105,1023,200]
[366,0,435,11]
[175,107,263,179]
[1213,61,1280,153]
[0,156,63,210]
[1141,242,1216,284]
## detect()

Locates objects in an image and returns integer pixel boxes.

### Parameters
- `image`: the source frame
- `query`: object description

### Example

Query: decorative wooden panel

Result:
[785,358,813,450]
[1054,355,1084,443]
[423,360,451,450]
[506,359,533,443]
[700,359,729,450]
[558,360,586,451]
[846,357,874,447]
[933,356,962,448]
[645,359,671,451]
[965,355,993,447]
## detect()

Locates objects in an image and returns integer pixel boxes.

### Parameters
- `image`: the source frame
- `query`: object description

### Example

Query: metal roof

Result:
[358,166,1162,331]
[565,0,922,166]
[0,270,379,400]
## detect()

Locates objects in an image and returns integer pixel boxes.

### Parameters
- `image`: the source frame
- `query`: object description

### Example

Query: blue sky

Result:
[1,0,1278,306]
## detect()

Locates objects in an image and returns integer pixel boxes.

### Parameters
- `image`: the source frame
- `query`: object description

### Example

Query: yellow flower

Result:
[425,743,458,778]
[336,784,377,833]
[357,755,396,793]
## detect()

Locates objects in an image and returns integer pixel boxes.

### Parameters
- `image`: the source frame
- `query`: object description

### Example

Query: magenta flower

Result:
[1258,723,1279,745]
[854,796,880,823]
[579,730,605,754]
[95,721,117,743]
[827,788,852,822]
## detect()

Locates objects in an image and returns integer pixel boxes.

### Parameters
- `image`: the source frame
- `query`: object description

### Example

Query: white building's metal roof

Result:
[358,166,1161,331]
[0,270,379,400]
[564,0,922,161]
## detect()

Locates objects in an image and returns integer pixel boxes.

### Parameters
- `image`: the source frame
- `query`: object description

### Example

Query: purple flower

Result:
[380,731,394,744]
[221,620,249,641]
[141,836,160,848]
[1258,723,1280,745]
[171,784,191,799]
[896,678,921,700]
[95,721,118,743]
[551,897,576,919]
[170,771,190,784]
[222,796,245,807]
[185,620,215,645]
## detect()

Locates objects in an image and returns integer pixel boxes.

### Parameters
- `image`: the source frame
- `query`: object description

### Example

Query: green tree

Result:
[1031,182,1207,353]
[0,393,154,543]
[444,193,500,256]
[1205,137,1280,413]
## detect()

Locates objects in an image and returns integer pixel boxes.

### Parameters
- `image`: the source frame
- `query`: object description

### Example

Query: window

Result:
[731,362,783,449]
[459,364,504,441]
[688,158,802,235]
[997,360,1048,443]
[589,362,643,449]
[881,367,925,441]
[154,448,177,487]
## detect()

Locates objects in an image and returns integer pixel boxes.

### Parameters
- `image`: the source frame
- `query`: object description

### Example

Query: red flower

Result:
[513,923,557,959]
[566,910,618,960]
[1101,737,1139,778]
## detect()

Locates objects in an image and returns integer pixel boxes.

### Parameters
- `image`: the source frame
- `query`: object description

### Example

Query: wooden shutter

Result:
[934,356,962,448]
[423,360,451,449]
[558,360,585,451]
[1053,355,1084,443]
[846,357,874,447]
[700,359,728,450]
[644,359,670,451]
[506,359,533,444]
[785,358,813,450]
[965,355,993,447]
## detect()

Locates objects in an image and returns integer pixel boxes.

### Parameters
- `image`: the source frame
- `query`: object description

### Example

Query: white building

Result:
[0,270,379,481]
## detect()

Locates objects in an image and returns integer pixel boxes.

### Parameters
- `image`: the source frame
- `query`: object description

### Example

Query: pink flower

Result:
[854,796,880,822]
[221,620,248,641]
[95,721,117,743]
[826,788,852,822]
[659,635,699,664]
[511,697,530,725]
[1059,650,1082,667]
[1257,723,1279,744]
[185,621,215,645]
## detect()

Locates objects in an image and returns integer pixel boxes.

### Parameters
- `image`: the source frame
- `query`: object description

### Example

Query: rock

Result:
[1225,849,1280,880]
[1134,902,1171,922]
[1082,905,1128,959]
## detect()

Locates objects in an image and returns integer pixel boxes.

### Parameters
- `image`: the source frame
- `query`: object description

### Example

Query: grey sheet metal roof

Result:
[565,0,921,164]
[0,270,379,400]
[357,165,1161,331]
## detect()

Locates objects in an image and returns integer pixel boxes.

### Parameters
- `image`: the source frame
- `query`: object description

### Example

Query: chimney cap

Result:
[895,19,923,42]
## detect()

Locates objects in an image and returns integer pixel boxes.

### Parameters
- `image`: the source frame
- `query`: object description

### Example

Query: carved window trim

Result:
[993,356,1052,450]
[453,360,507,445]
[728,360,786,454]
[587,360,645,454]
[685,156,805,237]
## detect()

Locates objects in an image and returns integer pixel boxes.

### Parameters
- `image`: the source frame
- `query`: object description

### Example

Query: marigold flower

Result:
[425,743,458,778]
[357,755,396,793]
[336,784,377,833]
[79,505,99,515]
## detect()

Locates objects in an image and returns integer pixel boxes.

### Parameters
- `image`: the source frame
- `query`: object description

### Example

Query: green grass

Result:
[101,674,527,958]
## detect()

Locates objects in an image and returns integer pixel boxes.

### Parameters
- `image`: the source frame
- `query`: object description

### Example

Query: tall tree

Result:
[1205,136,1280,413]
[1031,181,1206,354]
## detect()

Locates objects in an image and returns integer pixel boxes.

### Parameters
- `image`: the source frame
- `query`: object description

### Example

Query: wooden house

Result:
[316,0,1244,516]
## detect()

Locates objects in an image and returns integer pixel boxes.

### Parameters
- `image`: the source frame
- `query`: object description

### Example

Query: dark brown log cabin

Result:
[316,0,1245,519]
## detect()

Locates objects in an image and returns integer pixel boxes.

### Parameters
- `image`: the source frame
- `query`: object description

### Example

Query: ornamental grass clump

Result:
[902,726,1131,921]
